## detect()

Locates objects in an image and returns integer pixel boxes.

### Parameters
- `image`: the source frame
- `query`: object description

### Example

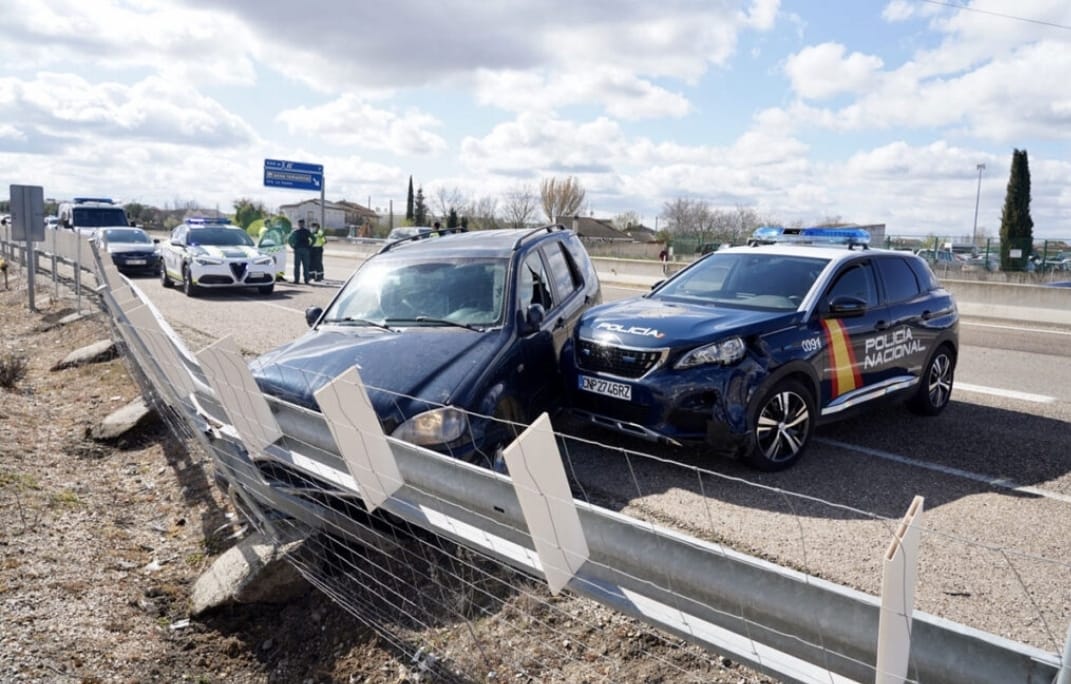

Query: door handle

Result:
[874,320,889,331]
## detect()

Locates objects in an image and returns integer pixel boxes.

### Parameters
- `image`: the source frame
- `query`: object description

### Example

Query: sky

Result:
[1,0,1069,239]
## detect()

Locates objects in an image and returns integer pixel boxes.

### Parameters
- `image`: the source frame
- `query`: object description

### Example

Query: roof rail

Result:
[511,223,568,250]
[377,226,468,254]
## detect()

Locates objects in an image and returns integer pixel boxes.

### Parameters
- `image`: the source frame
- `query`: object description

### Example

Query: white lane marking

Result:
[955,382,1056,404]
[962,321,1071,336]
[817,438,1071,504]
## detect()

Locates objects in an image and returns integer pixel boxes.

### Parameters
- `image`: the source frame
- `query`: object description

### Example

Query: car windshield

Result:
[73,207,129,227]
[187,228,254,247]
[653,252,829,311]
[102,228,150,244]
[326,256,508,328]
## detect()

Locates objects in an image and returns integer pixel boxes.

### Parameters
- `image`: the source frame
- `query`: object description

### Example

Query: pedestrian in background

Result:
[310,222,326,282]
[288,219,312,284]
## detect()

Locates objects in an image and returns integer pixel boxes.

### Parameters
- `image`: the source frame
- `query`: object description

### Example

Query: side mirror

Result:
[520,303,545,335]
[825,295,867,317]
[651,279,664,290]
[60,218,70,228]
[305,306,323,327]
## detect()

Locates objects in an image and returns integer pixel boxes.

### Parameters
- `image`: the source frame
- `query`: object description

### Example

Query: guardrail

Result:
[1,224,1066,683]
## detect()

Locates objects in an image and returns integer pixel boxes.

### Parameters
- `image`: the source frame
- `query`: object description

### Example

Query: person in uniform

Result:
[310,222,326,282]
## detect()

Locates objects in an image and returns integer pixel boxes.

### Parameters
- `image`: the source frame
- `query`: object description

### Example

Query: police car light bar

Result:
[73,197,115,204]
[749,225,871,248]
[184,217,234,226]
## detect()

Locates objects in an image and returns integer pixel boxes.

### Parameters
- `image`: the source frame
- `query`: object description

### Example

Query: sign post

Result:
[9,184,45,311]
[263,159,325,231]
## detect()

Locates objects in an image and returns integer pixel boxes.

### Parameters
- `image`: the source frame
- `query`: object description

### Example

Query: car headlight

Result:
[391,406,469,446]
[252,255,274,265]
[194,256,223,265]
[674,336,746,369]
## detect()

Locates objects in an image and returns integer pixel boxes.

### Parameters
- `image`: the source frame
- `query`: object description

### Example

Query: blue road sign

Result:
[264,158,323,191]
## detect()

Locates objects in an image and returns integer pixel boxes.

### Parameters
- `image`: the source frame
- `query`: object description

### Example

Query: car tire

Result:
[160,265,173,288]
[908,344,955,416]
[258,283,275,296]
[182,265,199,297]
[743,378,815,471]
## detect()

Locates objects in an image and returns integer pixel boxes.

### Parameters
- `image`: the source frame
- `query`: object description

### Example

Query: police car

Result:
[562,227,959,471]
[160,217,276,296]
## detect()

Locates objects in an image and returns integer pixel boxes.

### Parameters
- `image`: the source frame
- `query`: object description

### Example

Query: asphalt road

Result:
[123,248,1071,654]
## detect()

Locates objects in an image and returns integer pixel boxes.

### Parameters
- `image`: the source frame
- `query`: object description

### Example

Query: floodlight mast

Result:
[972,163,986,246]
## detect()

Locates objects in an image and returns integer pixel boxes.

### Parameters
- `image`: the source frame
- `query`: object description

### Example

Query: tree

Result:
[999,148,1034,272]
[613,210,642,231]
[434,186,465,221]
[406,176,415,222]
[462,196,499,230]
[540,176,585,223]
[447,208,460,228]
[503,184,538,228]
[233,198,266,230]
[660,197,708,237]
[413,187,428,226]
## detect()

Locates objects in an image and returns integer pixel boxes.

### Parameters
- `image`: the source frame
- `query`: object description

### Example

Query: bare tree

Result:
[503,184,538,228]
[540,176,586,223]
[613,210,642,230]
[434,186,466,224]
[660,197,709,237]
[464,195,499,230]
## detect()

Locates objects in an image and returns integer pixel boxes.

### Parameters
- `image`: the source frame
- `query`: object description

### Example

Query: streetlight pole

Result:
[971,162,985,245]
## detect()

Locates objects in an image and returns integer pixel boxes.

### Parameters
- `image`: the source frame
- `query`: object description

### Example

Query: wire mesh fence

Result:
[2,225,1069,683]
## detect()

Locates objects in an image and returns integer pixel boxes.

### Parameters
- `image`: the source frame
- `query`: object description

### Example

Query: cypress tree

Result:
[998,149,1034,271]
[406,176,415,222]
[414,187,427,226]
[447,208,459,228]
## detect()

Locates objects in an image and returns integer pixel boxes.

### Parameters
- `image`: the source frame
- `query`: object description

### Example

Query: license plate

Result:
[578,375,632,401]
[125,259,146,265]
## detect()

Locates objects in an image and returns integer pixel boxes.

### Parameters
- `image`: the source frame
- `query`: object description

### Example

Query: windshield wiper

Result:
[320,317,396,332]
[385,317,484,332]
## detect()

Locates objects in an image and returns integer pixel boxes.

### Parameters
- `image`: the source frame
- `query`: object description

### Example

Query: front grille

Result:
[229,262,248,280]
[200,275,234,284]
[576,339,664,378]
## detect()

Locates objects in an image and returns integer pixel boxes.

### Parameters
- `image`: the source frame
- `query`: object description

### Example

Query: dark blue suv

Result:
[562,229,958,471]
[250,226,601,467]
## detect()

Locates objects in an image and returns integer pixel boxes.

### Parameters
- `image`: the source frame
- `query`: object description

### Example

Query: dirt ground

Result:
[0,286,771,683]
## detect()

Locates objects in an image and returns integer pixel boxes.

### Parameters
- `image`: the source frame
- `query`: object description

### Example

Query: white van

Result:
[57,197,131,237]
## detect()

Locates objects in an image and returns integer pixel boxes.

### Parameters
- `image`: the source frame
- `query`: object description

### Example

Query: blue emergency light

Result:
[749,225,870,248]
[73,197,115,204]
[184,217,234,226]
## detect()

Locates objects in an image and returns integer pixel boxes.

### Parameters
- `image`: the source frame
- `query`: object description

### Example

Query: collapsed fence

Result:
[1,224,1069,684]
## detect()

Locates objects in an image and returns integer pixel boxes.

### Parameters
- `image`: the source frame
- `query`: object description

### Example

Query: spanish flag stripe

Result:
[822,319,861,397]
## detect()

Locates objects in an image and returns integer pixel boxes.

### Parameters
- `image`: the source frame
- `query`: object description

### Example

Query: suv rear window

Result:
[876,256,923,303]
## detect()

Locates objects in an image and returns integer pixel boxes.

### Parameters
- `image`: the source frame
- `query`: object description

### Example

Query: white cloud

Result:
[473,68,692,120]
[0,73,256,152]
[0,0,256,86]
[276,95,447,156]
[784,43,885,100]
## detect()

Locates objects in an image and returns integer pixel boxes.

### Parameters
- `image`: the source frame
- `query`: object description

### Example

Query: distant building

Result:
[624,224,658,243]
[558,215,632,242]
[279,198,380,235]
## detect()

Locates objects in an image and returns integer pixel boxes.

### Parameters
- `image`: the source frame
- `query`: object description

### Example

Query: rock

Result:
[90,396,155,441]
[188,530,309,616]
[50,339,117,371]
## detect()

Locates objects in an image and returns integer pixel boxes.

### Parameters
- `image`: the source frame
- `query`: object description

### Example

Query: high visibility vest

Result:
[312,230,326,248]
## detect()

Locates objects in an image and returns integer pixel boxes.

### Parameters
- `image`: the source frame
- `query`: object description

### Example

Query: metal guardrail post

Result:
[1058,620,1071,684]
[875,495,924,683]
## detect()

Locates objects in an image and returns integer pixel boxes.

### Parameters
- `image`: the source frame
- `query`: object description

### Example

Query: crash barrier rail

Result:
[2,225,1069,683]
